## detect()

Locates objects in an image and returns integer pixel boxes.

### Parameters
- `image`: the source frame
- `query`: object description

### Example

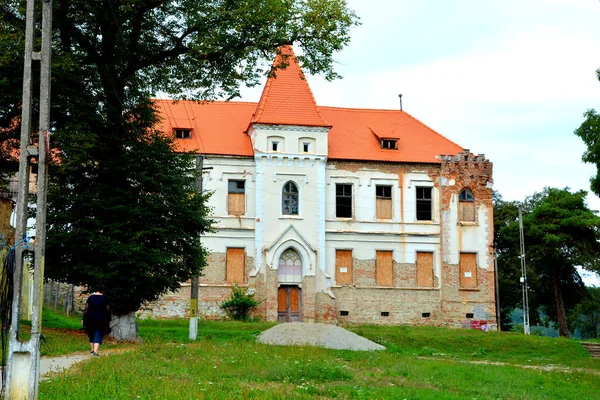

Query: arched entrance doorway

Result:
[277,248,302,322]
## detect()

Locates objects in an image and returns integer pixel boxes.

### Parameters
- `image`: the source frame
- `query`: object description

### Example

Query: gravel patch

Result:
[257,322,386,351]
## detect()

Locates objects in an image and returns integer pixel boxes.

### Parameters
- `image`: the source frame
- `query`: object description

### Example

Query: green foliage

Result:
[575,110,600,197]
[45,102,214,315]
[0,1,358,316]
[494,188,600,337]
[570,287,600,339]
[220,284,259,321]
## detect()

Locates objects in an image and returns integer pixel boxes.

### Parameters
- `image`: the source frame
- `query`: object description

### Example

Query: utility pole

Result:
[189,156,212,340]
[518,207,530,335]
[5,0,52,398]
[189,155,203,340]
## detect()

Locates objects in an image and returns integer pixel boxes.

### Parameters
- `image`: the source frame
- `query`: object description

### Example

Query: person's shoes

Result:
[92,352,100,356]
[90,351,94,354]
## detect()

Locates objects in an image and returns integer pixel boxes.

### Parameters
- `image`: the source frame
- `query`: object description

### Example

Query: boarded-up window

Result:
[459,253,477,289]
[335,250,353,285]
[228,180,245,216]
[376,185,392,219]
[416,252,434,287]
[458,189,476,222]
[226,248,245,284]
[376,251,393,286]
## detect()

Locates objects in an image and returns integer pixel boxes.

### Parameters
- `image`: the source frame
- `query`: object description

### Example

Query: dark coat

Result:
[83,293,111,335]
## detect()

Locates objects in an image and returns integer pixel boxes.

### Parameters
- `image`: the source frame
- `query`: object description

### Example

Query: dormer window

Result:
[381,139,397,149]
[303,142,310,152]
[272,141,279,151]
[174,128,191,139]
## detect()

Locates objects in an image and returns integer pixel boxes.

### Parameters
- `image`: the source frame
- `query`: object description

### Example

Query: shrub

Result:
[220,284,259,321]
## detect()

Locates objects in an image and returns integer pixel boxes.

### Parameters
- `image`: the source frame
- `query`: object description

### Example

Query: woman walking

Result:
[82,284,111,356]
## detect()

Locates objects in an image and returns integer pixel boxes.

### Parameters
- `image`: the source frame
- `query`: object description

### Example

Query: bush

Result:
[220,284,259,321]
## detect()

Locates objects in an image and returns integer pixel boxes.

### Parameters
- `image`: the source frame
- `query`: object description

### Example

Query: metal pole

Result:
[493,250,500,330]
[518,207,530,335]
[5,0,52,398]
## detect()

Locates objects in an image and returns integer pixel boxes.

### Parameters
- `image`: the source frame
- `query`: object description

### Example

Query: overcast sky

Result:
[240,0,600,285]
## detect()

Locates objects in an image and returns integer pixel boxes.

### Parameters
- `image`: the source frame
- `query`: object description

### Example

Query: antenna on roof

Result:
[398,94,403,111]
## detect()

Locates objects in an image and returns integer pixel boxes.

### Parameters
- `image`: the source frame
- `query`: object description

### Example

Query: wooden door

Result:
[277,285,302,322]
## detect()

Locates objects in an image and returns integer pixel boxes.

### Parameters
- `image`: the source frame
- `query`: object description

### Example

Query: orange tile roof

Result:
[154,48,463,163]
[252,46,329,127]
[320,106,462,163]
[154,100,255,157]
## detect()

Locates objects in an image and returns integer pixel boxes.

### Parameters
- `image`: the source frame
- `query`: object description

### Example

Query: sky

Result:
[238,0,600,285]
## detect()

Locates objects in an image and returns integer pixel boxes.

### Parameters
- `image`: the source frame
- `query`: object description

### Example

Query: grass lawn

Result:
[35,310,600,399]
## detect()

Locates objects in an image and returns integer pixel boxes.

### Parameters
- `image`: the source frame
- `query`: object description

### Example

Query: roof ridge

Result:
[251,46,330,127]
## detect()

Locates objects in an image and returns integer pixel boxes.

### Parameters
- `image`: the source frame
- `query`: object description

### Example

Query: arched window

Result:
[458,189,475,222]
[279,248,302,283]
[282,181,299,215]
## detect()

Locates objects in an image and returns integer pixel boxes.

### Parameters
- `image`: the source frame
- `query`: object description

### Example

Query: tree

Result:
[570,287,600,339]
[494,188,600,337]
[0,0,358,339]
[574,65,600,195]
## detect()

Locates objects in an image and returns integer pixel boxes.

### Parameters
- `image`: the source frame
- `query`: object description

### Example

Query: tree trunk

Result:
[110,312,140,341]
[552,267,570,338]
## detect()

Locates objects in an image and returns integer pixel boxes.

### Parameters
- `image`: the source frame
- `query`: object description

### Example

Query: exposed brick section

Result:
[439,150,496,325]
[439,150,493,211]
[332,286,442,325]
[315,292,338,323]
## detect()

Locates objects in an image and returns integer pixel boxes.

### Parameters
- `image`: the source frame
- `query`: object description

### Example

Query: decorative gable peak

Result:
[252,46,330,128]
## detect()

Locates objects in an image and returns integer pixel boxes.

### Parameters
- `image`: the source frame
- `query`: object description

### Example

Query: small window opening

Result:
[174,129,191,139]
[466,313,474,319]
[459,189,475,201]
[336,184,353,218]
[340,310,349,316]
[272,141,279,151]
[381,139,398,149]
[282,181,299,215]
[381,311,390,317]
[303,142,310,152]
[416,187,432,221]
[422,312,431,318]
[376,185,392,199]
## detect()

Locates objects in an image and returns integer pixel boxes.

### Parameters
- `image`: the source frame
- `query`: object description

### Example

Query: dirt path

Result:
[417,356,600,376]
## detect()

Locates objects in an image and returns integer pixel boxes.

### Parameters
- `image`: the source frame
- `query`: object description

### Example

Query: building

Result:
[143,47,496,326]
